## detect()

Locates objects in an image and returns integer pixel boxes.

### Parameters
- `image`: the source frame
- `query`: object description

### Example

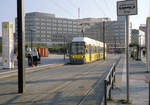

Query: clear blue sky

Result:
[0,0,149,36]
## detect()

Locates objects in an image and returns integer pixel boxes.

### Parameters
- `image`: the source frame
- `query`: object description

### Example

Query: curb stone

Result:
[0,64,65,80]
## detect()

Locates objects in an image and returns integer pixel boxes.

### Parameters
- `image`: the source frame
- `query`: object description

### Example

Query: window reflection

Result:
[72,42,85,54]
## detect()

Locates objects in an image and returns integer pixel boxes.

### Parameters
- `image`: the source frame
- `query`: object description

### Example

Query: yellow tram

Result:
[70,37,107,64]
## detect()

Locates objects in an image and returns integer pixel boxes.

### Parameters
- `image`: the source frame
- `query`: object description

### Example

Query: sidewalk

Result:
[0,54,69,79]
[102,55,149,105]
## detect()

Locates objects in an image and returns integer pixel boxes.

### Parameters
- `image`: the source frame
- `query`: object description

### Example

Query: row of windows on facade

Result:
[25,22,80,26]
[25,36,124,43]
[16,28,82,33]
[25,30,81,35]
[26,38,66,42]
[26,34,81,38]
[17,23,125,34]
[26,34,65,38]
[25,27,81,31]
[15,28,81,33]
[24,28,125,36]
[18,30,125,40]
[25,17,79,24]
[25,32,124,38]
[16,23,81,30]
[26,38,50,41]
[25,22,81,27]
[106,40,125,44]
[89,23,125,29]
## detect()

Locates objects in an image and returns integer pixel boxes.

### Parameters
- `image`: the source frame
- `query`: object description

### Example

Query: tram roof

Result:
[72,37,104,46]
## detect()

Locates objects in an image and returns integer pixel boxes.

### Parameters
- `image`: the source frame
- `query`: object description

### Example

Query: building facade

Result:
[82,16,126,49]
[139,24,146,32]
[15,12,82,46]
[130,29,145,47]
[15,12,127,50]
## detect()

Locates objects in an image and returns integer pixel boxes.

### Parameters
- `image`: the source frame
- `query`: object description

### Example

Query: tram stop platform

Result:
[0,54,69,79]
[102,55,149,105]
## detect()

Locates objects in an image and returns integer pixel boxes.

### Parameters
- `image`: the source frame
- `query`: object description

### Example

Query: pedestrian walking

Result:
[27,48,33,66]
[32,48,38,66]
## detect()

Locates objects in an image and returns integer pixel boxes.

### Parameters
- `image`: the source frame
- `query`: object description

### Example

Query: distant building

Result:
[15,12,127,50]
[15,12,112,46]
[82,16,126,49]
[139,24,146,47]
[79,18,111,24]
[130,29,145,47]
[139,24,146,32]
[15,12,82,46]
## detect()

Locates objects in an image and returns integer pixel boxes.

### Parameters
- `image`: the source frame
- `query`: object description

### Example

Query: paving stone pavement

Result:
[0,54,69,73]
[101,55,149,105]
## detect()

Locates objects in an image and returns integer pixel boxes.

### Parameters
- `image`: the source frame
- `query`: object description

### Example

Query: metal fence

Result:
[104,57,121,105]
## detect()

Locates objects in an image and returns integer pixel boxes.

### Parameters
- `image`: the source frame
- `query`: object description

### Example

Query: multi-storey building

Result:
[130,29,145,47]
[15,12,82,46]
[139,24,146,32]
[82,16,126,49]
[15,12,127,51]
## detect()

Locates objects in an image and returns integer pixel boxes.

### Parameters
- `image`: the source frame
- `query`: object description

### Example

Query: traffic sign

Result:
[117,0,137,16]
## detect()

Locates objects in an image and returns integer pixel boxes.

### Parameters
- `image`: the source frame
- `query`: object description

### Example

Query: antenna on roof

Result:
[78,8,80,19]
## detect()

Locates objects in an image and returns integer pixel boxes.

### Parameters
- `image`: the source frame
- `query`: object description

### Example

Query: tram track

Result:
[0,55,120,105]
[30,56,118,104]
[30,60,106,104]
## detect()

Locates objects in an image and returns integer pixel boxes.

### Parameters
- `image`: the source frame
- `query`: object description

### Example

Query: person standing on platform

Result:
[32,48,38,66]
[27,48,33,66]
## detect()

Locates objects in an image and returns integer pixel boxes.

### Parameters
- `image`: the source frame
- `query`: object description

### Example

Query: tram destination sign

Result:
[117,0,137,16]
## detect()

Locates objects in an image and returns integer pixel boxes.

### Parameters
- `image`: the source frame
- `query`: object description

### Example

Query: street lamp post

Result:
[114,36,117,54]
[64,36,66,60]
[103,21,105,60]
[139,35,142,60]
[30,30,33,50]
[80,23,89,37]
[81,29,84,37]
[29,29,36,50]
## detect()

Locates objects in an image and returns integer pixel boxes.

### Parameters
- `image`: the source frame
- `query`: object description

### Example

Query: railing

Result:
[104,57,121,105]
[149,81,150,105]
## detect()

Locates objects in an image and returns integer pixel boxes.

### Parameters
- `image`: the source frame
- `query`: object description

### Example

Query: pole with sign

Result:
[117,0,137,103]
[146,17,150,73]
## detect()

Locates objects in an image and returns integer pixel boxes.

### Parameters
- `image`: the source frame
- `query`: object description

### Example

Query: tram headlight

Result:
[81,56,84,58]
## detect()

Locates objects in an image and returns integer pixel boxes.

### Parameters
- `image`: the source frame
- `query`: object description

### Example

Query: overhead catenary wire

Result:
[50,0,114,19]
[93,0,106,17]
[50,0,76,18]
[71,0,92,18]
[64,0,86,18]
[62,0,84,19]
[64,0,78,9]
[103,0,115,18]
[66,0,89,17]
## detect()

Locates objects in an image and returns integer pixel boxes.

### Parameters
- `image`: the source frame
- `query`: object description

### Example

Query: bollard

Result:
[109,76,111,100]
[109,87,111,100]
[104,80,107,105]
[149,82,150,105]
[112,68,114,89]
[114,66,116,82]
